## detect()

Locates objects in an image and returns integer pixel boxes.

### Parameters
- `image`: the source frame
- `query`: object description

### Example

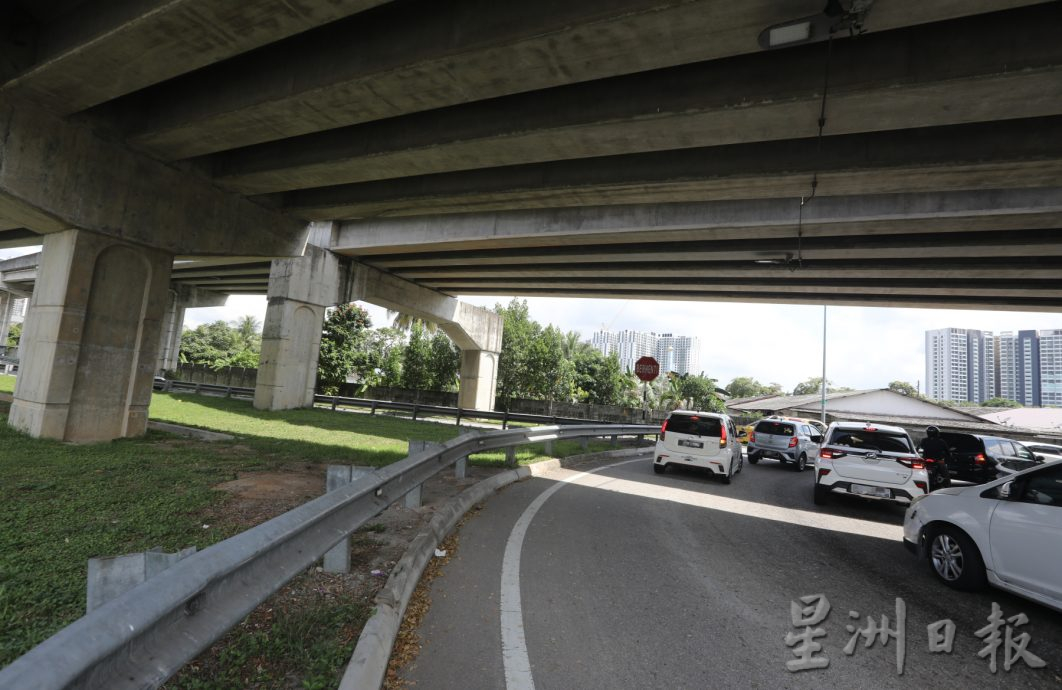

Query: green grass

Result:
[1,389,614,669]
[0,374,14,394]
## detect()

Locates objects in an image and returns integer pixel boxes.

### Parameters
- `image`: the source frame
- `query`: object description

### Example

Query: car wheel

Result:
[653,462,666,475]
[927,526,986,591]
[813,484,830,505]
[796,454,808,472]
[721,462,733,484]
[748,453,760,465]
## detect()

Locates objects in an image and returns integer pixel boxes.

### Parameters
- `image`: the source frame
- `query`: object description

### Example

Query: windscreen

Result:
[667,415,722,437]
[828,429,912,454]
[755,421,794,436]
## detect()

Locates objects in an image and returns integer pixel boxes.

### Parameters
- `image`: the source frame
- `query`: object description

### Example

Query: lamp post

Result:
[820,305,827,426]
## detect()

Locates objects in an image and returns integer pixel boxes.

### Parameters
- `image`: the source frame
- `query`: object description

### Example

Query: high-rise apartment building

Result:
[1036,329,1062,407]
[655,333,700,376]
[590,329,701,375]
[928,327,1060,406]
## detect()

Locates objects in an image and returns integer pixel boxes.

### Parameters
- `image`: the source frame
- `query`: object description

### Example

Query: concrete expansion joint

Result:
[340,445,649,689]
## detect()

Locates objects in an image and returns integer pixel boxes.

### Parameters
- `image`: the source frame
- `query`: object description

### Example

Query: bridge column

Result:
[157,290,186,374]
[457,349,499,410]
[0,292,13,348]
[8,229,171,442]
[254,245,340,410]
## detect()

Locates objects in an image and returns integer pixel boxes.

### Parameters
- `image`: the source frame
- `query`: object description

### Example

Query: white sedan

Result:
[903,462,1062,613]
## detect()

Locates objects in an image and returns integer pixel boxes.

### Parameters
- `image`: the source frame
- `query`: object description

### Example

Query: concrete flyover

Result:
[2,0,1061,439]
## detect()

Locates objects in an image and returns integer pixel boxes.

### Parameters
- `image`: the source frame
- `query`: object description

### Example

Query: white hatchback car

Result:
[814,421,929,506]
[903,461,1062,613]
[653,411,743,484]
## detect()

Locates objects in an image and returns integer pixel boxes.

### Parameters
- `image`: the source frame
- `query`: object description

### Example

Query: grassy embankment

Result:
[0,375,610,685]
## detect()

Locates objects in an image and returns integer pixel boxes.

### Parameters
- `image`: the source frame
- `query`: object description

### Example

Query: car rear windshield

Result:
[667,415,722,437]
[755,421,794,436]
[828,429,912,454]
[940,433,983,453]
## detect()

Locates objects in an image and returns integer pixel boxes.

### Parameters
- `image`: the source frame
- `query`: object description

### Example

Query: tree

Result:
[233,315,261,352]
[180,320,260,369]
[400,321,432,393]
[572,347,634,406]
[793,377,835,396]
[5,321,20,348]
[983,397,1023,408]
[725,376,783,399]
[316,303,372,394]
[426,331,460,391]
[495,298,539,406]
[526,325,574,405]
[888,380,921,398]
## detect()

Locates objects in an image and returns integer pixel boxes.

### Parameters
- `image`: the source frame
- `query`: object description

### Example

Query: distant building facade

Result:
[591,329,701,375]
[926,327,1062,406]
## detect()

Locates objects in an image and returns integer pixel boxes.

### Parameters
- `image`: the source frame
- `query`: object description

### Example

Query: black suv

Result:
[936,432,1040,483]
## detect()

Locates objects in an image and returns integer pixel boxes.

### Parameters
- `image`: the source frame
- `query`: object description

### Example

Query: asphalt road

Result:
[401,450,1062,689]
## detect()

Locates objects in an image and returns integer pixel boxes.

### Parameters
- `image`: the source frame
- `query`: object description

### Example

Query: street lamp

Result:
[820,305,827,426]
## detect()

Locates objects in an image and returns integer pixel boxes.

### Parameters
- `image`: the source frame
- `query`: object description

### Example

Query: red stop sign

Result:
[634,356,660,382]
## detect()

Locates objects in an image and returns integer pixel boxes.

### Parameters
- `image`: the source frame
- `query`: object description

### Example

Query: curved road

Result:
[401,451,1062,689]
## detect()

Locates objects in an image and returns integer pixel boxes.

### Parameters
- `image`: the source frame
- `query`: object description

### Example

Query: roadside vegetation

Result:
[0,385,610,683]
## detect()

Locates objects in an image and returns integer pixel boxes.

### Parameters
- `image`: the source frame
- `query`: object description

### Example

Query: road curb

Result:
[339,446,649,690]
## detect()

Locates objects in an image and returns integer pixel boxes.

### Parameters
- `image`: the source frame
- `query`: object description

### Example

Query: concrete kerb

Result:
[146,421,235,442]
[339,445,649,690]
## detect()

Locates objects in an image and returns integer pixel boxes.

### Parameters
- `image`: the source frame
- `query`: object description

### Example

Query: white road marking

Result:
[500,458,645,690]
[500,457,903,689]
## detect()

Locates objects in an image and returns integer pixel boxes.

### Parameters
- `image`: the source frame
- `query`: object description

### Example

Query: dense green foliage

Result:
[316,303,373,394]
[180,318,261,370]
[4,321,19,348]
[725,376,783,399]
[887,380,922,398]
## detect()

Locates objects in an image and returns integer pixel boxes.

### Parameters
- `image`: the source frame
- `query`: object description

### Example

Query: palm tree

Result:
[232,315,261,351]
[388,310,438,334]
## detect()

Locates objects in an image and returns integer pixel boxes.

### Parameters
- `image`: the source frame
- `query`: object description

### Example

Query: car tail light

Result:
[897,457,925,470]
[864,426,878,432]
[974,453,986,464]
[788,436,798,448]
[749,431,756,442]
[818,468,831,478]
[719,423,728,448]
[914,480,928,494]
[819,449,846,459]
[660,419,668,441]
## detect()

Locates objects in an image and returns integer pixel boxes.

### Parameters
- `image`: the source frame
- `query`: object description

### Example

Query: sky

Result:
[4,246,1060,394]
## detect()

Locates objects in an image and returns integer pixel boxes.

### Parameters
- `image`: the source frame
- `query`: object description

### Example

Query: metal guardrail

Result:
[158,380,654,427]
[0,423,657,689]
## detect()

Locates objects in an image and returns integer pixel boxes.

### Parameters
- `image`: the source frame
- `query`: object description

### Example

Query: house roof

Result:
[728,388,989,423]
[786,408,1062,443]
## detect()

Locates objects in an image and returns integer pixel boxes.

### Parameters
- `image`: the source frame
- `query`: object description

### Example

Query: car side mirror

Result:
[738,429,747,438]
[998,481,1014,500]
[1035,455,1045,463]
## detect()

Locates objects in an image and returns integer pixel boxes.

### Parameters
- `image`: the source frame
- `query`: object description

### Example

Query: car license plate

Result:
[851,484,891,498]
[678,439,703,449]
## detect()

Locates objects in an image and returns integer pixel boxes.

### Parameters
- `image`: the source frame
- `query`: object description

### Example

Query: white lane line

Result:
[500,458,645,690]
[501,457,903,689]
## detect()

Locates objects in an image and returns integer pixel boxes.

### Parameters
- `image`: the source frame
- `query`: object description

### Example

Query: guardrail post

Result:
[163,380,172,392]
[194,383,201,394]
[406,440,446,507]
[502,410,510,429]
[610,434,618,447]
[412,404,419,421]
[370,401,377,415]
[543,439,554,456]
[455,408,463,426]
[331,396,338,411]
[580,437,589,452]
[505,446,517,467]
[322,465,373,573]
[87,547,197,612]
[225,387,232,398]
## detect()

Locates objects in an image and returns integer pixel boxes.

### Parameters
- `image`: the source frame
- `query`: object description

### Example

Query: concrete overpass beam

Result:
[347,262,503,411]
[8,230,172,442]
[254,246,341,411]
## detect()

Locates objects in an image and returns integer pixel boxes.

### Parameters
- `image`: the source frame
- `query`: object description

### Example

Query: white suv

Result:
[653,411,743,484]
[814,421,929,506]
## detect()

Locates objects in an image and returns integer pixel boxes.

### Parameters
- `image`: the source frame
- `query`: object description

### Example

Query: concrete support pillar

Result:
[457,349,500,411]
[8,229,172,441]
[254,245,340,411]
[156,290,186,374]
[0,292,12,348]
